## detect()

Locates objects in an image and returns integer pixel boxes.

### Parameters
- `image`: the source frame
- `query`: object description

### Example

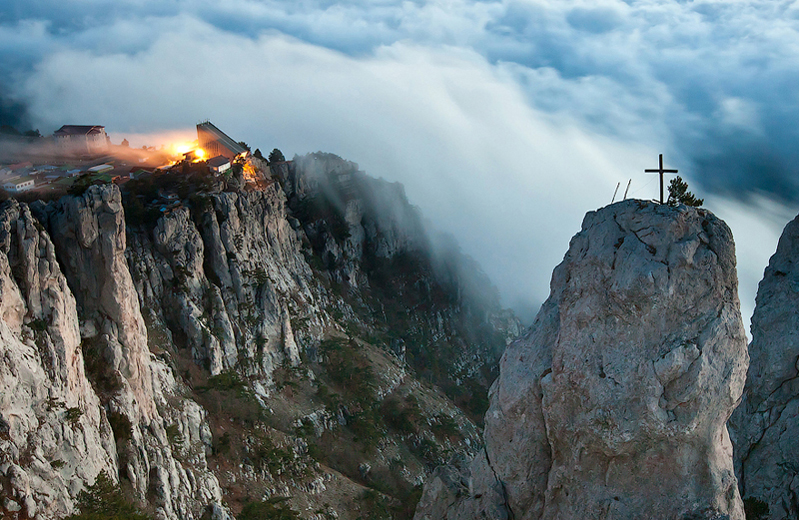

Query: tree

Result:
[268,148,285,164]
[65,471,152,520]
[667,176,703,207]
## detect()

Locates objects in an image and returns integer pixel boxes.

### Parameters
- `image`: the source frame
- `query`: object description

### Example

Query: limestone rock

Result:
[730,212,799,519]
[0,199,117,519]
[28,186,224,519]
[416,200,748,520]
[38,185,154,420]
[127,183,326,380]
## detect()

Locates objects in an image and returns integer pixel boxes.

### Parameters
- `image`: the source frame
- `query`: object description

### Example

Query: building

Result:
[87,164,113,174]
[196,121,247,161]
[207,155,231,174]
[3,176,35,193]
[53,125,109,155]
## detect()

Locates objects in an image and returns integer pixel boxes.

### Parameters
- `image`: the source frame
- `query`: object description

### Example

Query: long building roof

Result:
[54,125,106,136]
[197,121,247,156]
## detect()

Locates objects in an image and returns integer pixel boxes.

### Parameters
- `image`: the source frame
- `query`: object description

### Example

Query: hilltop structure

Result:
[196,121,247,160]
[53,125,109,155]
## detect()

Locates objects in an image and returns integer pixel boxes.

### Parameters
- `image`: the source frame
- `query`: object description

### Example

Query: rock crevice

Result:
[730,211,799,519]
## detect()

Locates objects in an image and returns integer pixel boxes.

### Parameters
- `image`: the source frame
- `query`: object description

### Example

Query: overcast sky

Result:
[2,0,798,327]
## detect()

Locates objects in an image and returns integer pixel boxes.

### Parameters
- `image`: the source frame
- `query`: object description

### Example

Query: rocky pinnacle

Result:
[415,199,749,520]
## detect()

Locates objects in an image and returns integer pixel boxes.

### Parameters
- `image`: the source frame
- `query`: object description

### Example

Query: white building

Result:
[88,164,113,174]
[3,176,35,193]
[53,125,109,155]
[207,155,231,174]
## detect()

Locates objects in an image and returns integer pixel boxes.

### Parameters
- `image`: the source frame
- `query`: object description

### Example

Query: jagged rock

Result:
[0,199,117,519]
[416,200,748,520]
[37,185,155,420]
[26,186,225,519]
[730,212,799,520]
[127,184,325,380]
[0,152,519,519]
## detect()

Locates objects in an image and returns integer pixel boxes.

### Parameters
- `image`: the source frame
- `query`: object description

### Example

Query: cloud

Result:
[705,194,796,332]
[17,19,656,319]
[4,0,799,326]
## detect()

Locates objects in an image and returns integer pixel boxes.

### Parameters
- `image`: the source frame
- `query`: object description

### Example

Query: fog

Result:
[2,1,797,327]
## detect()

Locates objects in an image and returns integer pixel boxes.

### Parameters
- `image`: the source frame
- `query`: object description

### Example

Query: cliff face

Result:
[0,200,116,518]
[415,200,749,520]
[730,213,799,519]
[0,189,223,520]
[0,151,517,519]
[29,187,223,519]
[281,153,519,418]
[127,185,321,382]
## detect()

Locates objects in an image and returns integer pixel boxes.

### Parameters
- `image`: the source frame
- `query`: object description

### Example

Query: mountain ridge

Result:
[0,151,518,519]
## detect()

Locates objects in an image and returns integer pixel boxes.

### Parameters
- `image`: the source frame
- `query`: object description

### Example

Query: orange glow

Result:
[242,162,257,180]
[195,148,205,160]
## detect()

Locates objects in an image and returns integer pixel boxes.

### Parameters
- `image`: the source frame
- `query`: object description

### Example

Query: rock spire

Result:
[415,199,748,520]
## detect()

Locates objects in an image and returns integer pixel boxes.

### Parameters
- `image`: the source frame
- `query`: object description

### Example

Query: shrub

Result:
[64,471,152,520]
[82,337,123,396]
[431,414,461,440]
[251,436,299,477]
[319,339,375,406]
[268,149,286,164]
[667,176,703,207]
[108,411,133,443]
[238,497,300,520]
[66,407,83,424]
[205,371,247,393]
[29,318,48,332]
[356,490,392,520]
[743,497,769,520]
[165,424,184,447]
[382,396,420,435]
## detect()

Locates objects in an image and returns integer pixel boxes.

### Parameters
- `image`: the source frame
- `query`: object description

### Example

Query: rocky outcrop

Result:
[416,200,749,520]
[127,184,325,382]
[38,185,155,421]
[0,150,519,519]
[0,186,227,520]
[730,212,799,519]
[0,199,116,519]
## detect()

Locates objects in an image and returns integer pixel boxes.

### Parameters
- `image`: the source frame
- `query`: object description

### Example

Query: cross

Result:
[644,154,678,204]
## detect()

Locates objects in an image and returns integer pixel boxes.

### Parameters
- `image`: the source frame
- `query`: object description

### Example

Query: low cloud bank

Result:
[3,4,796,327]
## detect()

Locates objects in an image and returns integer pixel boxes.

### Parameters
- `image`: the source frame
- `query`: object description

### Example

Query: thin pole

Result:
[611,182,620,203]
[623,179,631,200]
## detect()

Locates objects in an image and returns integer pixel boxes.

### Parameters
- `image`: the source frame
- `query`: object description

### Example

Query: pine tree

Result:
[268,148,286,164]
[667,176,703,207]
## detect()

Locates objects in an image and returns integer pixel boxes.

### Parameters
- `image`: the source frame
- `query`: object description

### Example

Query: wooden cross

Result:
[644,154,678,204]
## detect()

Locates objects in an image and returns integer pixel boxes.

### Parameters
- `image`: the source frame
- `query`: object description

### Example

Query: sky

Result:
[2,0,798,328]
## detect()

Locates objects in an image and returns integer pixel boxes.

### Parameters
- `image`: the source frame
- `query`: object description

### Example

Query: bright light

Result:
[195,148,205,159]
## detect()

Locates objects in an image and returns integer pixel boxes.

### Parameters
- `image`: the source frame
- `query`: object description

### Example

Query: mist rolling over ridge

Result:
[2,0,798,326]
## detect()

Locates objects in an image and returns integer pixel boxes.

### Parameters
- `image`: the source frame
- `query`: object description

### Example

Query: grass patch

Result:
[238,497,301,520]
